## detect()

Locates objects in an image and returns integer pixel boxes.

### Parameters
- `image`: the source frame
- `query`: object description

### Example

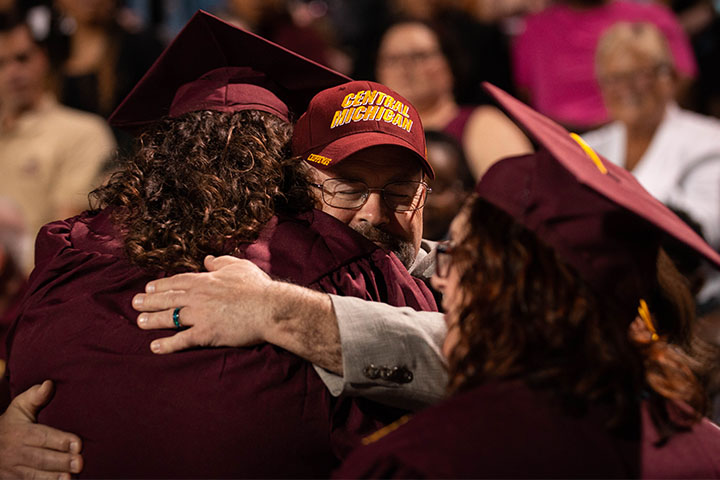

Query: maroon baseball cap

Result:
[476,82,720,315]
[108,10,350,130]
[291,80,434,179]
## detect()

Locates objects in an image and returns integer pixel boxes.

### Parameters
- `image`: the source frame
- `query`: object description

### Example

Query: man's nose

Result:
[355,191,391,226]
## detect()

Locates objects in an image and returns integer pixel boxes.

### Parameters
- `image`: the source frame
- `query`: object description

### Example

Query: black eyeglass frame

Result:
[311,178,432,212]
[435,240,455,278]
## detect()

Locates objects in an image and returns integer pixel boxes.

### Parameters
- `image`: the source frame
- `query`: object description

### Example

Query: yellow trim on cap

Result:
[570,133,608,175]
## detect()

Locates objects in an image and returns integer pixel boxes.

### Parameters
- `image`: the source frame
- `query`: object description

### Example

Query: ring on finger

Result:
[172,307,184,329]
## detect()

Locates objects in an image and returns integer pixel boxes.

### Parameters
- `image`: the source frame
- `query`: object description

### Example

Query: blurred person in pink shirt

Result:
[512,0,697,131]
[376,20,532,179]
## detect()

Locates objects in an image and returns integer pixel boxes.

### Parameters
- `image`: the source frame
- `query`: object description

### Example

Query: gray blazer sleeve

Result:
[314,295,448,411]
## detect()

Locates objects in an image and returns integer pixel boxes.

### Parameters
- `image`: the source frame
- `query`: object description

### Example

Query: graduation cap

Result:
[476,82,720,316]
[108,10,350,130]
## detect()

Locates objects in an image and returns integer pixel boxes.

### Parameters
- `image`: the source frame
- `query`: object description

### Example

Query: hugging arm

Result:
[135,255,448,410]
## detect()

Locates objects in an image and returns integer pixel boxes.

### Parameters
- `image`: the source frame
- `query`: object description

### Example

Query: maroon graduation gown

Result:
[6,208,436,478]
[335,381,720,478]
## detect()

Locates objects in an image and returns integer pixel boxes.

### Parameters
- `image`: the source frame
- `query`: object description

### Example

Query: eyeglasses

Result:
[311,178,431,212]
[435,240,455,278]
[378,49,442,68]
[598,64,671,90]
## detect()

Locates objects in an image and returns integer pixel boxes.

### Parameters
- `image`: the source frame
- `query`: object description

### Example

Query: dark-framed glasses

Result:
[311,178,431,212]
[435,240,455,278]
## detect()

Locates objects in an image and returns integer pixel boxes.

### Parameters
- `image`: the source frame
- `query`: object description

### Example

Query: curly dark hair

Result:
[447,196,706,435]
[91,109,314,273]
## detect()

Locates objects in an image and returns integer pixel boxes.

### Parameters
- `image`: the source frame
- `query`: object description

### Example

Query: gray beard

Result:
[351,223,415,270]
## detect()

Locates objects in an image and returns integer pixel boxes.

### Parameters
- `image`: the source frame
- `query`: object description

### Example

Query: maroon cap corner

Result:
[476,82,720,315]
[292,80,434,179]
[108,10,350,130]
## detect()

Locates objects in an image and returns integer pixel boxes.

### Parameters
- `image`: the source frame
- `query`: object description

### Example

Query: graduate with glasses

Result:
[336,83,720,478]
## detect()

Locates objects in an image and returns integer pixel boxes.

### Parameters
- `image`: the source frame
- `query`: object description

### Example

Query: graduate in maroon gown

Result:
[4,11,435,478]
[336,84,720,478]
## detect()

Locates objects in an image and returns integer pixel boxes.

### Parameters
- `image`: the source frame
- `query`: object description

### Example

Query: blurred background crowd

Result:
[2,0,720,413]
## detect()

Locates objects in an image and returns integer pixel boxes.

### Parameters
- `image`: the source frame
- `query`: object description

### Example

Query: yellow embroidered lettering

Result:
[352,106,366,121]
[341,93,355,108]
[330,110,344,128]
[374,92,387,106]
[365,90,380,106]
[375,107,386,120]
[401,104,409,117]
[383,95,395,108]
[383,109,395,122]
[363,105,380,120]
[402,117,413,132]
[392,113,404,127]
[307,153,333,166]
[341,107,355,125]
[352,91,365,107]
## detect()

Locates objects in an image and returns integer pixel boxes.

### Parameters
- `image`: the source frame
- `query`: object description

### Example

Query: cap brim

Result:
[482,81,720,269]
[308,131,434,179]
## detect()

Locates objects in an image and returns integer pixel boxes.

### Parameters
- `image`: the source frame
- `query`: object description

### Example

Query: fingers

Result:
[14,465,78,480]
[137,307,193,330]
[14,444,83,474]
[149,329,203,354]
[133,290,189,313]
[204,255,243,271]
[7,381,54,423]
[17,422,81,455]
[143,272,202,294]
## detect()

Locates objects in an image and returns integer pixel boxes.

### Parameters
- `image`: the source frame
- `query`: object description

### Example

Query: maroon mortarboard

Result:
[476,82,720,316]
[108,10,350,129]
[291,80,434,179]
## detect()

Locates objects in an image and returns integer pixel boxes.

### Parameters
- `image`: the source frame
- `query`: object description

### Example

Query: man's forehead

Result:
[0,27,34,52]
[330,146,423,178]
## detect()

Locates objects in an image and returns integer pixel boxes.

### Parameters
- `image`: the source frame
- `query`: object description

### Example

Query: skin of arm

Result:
[134,255,345,374]
[0,381,83,479]
[135,255,449,410]
[462,105,533,179]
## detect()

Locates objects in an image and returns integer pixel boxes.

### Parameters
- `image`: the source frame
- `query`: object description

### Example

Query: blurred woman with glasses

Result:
[335,85,720,478]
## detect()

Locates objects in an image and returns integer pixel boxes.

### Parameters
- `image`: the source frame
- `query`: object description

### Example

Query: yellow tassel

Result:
[570,133,608,175]
[361,415,412,445]
[638,299,659,341]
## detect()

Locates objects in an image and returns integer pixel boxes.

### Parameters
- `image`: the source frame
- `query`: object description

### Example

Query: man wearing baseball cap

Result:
[135,80,450,411]
[0,13,438,478]
[292,80,435,270]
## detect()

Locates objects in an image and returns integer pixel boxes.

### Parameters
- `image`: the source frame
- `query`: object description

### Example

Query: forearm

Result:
[265,282,343,374]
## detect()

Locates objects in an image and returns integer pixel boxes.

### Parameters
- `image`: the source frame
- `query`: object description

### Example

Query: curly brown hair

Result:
[91,110,314,273]
[447,196,706,434]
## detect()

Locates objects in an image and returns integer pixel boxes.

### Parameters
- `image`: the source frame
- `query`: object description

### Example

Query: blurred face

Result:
[55,0,116,24]
[0,26,48,114]
[597,50,675,130]
[430,206,470,359]
[423,141,469,240]
[311,146,426,269]
[375,23,453,110]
